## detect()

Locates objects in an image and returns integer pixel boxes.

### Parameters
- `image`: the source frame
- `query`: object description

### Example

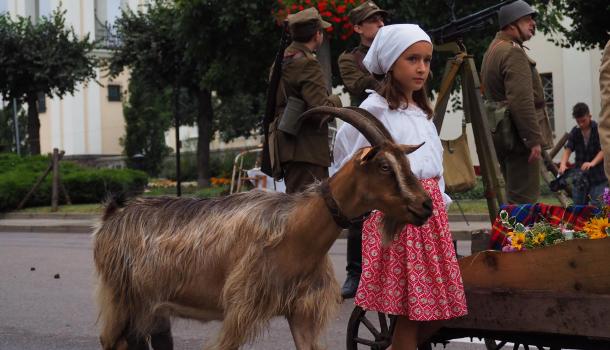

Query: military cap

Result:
[498,0,537,29]
[348,1,388,25]
[287,7,331,30]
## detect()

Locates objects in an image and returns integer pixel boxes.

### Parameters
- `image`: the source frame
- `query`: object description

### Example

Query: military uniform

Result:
[481,31,553,204]
[273,9,342,194]
[599,40,610,179]
[336,0,386,300]
[338,45,379,106]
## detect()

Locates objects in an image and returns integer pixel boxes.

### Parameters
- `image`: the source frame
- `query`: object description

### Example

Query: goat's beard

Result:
[380,216,406,247]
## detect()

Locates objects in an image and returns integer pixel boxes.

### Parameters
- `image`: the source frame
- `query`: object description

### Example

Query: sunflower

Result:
[532,232,546,245]
[583,217,610,239]
[511,232,526,250]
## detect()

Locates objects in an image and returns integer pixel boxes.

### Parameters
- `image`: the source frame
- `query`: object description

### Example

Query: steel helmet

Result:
[498,0,537,29]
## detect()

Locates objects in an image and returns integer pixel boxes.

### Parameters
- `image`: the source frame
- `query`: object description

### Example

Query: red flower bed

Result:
[273,0,366,41]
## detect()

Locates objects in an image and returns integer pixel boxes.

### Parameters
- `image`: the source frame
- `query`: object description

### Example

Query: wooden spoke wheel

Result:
[346,306,395,350]
[484,339,562,350]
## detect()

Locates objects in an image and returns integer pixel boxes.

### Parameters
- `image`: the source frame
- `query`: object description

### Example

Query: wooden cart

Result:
[346,238,610,350]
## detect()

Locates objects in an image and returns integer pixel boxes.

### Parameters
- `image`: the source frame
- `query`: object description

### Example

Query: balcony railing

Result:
[94,14,122,49]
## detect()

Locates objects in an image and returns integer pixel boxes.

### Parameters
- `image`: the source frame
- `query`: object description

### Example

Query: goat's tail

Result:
[101,193,127,221]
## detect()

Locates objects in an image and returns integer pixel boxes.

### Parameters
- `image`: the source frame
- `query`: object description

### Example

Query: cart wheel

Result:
[485,338,553,350]
[484,338,508,350]
[346,306,395,350]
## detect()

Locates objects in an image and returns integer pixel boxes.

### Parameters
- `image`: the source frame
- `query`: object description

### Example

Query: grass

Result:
[18,203,104,214]
[447,195,563,214]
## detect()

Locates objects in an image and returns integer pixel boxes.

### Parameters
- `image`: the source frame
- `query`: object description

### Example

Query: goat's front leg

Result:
[287,312,324,350]
[206,304,263,350]
[287,262,340,350]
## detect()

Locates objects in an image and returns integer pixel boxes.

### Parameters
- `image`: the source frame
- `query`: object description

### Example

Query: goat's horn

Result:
[299,106,390,146]
[344,106,394,141]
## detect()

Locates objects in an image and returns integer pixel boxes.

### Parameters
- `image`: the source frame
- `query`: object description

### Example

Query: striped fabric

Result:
[489,203,600,250]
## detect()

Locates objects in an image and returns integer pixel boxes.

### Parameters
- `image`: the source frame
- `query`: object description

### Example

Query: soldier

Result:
[338,1,387,106]
[481,0,553,204]
[336,1,387,299]
[274,7,342,193]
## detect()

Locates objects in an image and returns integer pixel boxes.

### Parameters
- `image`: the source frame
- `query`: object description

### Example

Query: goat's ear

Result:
[358,146,379,165]
[398,142,425,155]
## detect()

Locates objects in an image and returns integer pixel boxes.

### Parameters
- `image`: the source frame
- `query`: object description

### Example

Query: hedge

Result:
[0,153,147,211]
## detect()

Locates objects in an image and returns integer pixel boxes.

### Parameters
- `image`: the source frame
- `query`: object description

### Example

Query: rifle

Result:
[428,0,517,45]
[261,21,290,177]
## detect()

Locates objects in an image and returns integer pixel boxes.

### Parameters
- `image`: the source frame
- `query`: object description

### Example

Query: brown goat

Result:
[93,107,433,350]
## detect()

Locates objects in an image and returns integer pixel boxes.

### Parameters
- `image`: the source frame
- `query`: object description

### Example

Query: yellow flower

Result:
[532,233,546,245]
[511,232,526,250]
[583,217,610,240]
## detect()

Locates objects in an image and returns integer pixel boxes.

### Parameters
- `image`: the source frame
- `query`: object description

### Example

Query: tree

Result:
[121,76,172,176]
[551,0,610,49]
[177,0,280,185]
[107,1,201,188]
[0,9,97,154]
[109,1,279,187]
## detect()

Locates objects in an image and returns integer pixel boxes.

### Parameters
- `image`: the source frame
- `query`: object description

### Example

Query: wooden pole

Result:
[51,148,59,212]
[462,57,506,221]
[549,132,569,159]
[18,163,53,210]
[17,150,66,210]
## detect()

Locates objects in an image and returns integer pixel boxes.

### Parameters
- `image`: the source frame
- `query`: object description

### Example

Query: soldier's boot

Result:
[341,219,363,299]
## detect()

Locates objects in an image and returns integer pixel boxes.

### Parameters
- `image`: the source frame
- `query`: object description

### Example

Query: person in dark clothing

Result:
[336,1,387,300]
[559,102,607,205]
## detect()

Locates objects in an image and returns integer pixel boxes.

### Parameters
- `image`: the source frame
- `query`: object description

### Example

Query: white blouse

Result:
[331,91,451,206]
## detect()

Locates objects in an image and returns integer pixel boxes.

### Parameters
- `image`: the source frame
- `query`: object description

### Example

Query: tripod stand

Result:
[433,41,506,223]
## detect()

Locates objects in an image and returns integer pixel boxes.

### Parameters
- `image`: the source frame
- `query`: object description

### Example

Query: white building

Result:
[0,0,148,156]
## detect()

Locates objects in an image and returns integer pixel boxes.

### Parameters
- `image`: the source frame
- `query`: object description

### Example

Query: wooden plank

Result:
[445,289,610,339]
[459,238,610,294]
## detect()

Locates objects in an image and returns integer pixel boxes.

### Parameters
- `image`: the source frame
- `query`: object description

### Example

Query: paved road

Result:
[0,232,486,349]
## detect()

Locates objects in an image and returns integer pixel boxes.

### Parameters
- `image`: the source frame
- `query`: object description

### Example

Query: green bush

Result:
[0,153,148,211]
[160,150,258,181]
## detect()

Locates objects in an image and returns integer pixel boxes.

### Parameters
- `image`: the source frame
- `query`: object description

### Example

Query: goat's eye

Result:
[380,163,392,173]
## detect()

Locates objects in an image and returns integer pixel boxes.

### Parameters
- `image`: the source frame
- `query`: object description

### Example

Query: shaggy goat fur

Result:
[94,188,340,349]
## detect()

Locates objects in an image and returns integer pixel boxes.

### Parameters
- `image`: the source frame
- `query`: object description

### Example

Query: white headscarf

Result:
[363,24,432,75]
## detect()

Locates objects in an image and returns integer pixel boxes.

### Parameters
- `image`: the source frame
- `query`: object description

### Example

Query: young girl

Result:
[332,24,468,349]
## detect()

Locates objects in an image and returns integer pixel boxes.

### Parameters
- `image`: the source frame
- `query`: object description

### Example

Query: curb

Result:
[0,212,99,220]
[0,224,94,234]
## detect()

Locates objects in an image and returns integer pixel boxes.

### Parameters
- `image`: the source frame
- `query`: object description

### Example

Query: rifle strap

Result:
[481,39,514,95]
[351,46,368,74]
[437,52,466,112]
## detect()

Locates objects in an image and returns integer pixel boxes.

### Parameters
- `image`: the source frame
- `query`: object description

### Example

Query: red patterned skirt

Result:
[354,178,468,321]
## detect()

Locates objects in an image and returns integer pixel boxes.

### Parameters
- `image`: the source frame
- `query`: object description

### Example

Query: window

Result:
[540,73,555,132]
[38,93,46,113]
[108,85,122,102]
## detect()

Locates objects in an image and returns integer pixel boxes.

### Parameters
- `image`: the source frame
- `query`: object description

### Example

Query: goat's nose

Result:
[422,198,433,216]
